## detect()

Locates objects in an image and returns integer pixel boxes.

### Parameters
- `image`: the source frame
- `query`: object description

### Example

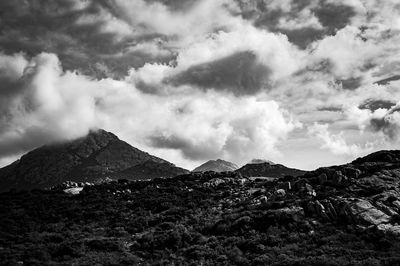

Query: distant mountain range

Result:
[0,129,188,192]
[192,159,239,172]
[0,130,306,192]
[193,158,305,178]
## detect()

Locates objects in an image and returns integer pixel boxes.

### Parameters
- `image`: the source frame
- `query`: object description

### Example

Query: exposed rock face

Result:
[291,150,400,235]
[347,198,391,225]
[0,129,189,192]
[193,159,238,173]
[235,161,305,178]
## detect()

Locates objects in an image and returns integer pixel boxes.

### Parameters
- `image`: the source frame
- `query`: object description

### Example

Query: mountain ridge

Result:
[0,129,189,192]
[235,161,306,178]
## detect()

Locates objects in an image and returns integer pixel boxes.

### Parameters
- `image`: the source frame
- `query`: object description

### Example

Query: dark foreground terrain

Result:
[2,151,400,265]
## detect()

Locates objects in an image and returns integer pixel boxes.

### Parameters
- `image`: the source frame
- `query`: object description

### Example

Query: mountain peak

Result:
[193,159,238,172]
[0,129,188,192]
[248,159,275,165]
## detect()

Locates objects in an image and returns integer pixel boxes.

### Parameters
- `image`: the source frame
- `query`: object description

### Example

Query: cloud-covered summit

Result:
[0,0,400,170]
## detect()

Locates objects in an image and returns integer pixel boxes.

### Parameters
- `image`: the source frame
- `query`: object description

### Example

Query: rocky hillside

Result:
[0,129,188,192]
[235,160,306,178]
[193,159,239,172]
[1,150,400,265]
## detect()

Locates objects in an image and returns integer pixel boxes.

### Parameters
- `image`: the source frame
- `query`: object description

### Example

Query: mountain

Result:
[0,129,189,192]
[247,158,275,164]
[2,150,400,265]
[235,159,306,178]
[192,159,238,172]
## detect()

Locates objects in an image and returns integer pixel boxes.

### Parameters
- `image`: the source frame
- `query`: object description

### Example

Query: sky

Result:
[0,0,400,170]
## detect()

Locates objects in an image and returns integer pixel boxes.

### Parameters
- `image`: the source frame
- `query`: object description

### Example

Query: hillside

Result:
[193,159,239,172]
[235,160,306,178]
[0,129,188,192]
[1,150,400,265]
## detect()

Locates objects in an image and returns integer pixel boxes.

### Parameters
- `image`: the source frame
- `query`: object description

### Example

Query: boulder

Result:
[314,200,330,220]
[343,167,361,179]
[321,200,337,220]
[275,189,286,197]
[377,224,400,236]
[303,183,316,197]
[346,198,391,226]
[63,187,84,195]
[259,196,268,205]
[330,171,348,187]
[292,179,307,191]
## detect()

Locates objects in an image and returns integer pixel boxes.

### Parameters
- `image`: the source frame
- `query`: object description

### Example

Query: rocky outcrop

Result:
[250,150,400,237]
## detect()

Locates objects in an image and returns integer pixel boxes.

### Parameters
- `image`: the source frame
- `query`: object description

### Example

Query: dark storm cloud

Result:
[0,0,175,79]
[359,99,396,112]
[370,117,398,140]
[368,105,400,140]
[317,106,343,112]
[279,28,325,50]
[143,0,198,11]
[313,1,356,33]
[337,76,363,90]
[237,0,357,49]
[375,75,400,85]
[166,51,271,95]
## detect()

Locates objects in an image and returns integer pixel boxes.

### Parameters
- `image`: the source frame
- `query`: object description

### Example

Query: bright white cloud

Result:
[0,52,299,169]
[309,123,372,156]
[2,0,400,170]
[0,53,101,157]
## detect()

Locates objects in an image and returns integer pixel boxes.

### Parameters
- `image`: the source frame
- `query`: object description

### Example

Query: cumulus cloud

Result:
[1,0,400,170]
[349,102,400,141]
[0,53,100,157]
[128,24,303,94]
[309,123,372,156]
[144,94,299,164]
[0,52,299,169]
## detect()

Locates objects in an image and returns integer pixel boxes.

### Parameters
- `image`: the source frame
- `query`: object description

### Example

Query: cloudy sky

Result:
[0,0,400,170]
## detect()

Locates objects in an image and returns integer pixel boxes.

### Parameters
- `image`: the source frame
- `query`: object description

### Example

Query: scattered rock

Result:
[377,224,400,236]
[63,187,84,195]
[343,167,362,179]
[275,189,286,197]
[274,206,305,222]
